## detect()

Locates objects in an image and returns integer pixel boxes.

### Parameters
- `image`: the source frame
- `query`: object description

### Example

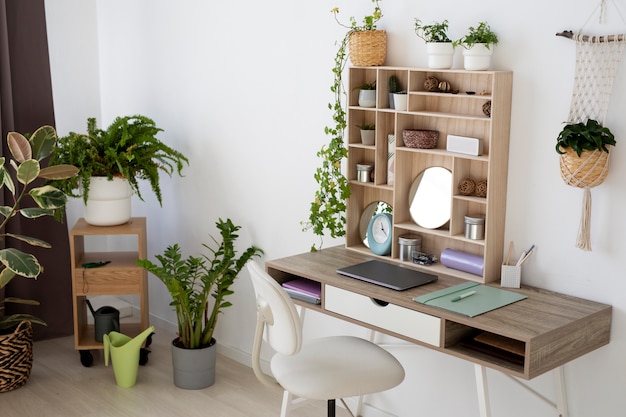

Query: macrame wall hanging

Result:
[556,0,626,251]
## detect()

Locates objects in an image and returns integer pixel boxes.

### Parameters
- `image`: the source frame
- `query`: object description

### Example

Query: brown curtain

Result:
[0,0,73,340]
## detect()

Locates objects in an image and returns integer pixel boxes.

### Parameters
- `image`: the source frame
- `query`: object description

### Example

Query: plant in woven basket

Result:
[302,1,384,250]
[555,119,615,157]
[0,126,78,332]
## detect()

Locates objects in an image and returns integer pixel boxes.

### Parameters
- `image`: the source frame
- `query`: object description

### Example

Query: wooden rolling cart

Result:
[69,217,151,366]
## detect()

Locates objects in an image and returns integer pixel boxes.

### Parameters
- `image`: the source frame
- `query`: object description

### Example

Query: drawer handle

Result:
[371,298,389,307]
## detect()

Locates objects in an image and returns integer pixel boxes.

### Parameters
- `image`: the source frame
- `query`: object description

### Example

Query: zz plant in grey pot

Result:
[137,218,263,389]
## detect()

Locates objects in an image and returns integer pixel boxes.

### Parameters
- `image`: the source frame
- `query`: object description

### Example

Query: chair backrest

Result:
[247,261,302,356]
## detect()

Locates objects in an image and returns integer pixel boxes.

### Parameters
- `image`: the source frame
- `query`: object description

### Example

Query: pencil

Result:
[505,241,513,266]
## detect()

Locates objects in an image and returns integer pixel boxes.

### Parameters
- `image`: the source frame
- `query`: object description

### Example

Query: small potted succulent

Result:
[354,81,377,108]
[414,19,455,69]
[456,21,499,70]
[357,123,376,145]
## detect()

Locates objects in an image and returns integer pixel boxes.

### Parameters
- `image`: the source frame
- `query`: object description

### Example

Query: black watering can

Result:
[86,299,120,342]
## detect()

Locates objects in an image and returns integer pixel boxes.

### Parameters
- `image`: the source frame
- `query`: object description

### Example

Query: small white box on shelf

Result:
[446,134,483,156]
[500,265,521,288]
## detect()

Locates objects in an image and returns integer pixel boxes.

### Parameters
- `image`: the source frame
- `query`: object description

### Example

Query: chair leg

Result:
[327,399,336,417]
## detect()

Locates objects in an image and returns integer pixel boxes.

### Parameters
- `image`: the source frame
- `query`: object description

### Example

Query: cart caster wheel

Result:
[146,332,154,347]
[80,350,94,367]
[139,347,151,366]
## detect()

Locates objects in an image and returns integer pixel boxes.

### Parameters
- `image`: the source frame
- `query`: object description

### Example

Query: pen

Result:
[451,290,476,302]
[518,245,536,266]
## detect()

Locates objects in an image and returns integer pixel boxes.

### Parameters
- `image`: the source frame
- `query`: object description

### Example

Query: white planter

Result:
[462,44,494,71]
[84,177,132,226]
[360,129,375,145]
[358,90,376,108]
[393,93,408,111]
[426,42,455,69]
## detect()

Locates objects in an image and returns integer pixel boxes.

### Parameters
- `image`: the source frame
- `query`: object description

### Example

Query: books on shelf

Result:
[282,278,321,305]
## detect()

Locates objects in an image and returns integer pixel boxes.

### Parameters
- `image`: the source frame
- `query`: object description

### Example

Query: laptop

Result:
[336,260,438,291]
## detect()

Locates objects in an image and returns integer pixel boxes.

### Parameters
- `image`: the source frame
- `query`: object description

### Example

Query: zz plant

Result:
[137,218,263,349]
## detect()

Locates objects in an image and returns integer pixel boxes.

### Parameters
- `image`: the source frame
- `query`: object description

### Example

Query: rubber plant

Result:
[0,126,78,330]
[303,0,382,250]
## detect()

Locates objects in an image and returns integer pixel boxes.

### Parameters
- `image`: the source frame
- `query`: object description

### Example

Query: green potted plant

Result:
[0,126,78,392]
[414,19,455,69]
[302,1,383,250]
[137,218,263,389]
[354,80,377,108]
[48,114,189,226]
[357,122,376,145]
[456,21,499,70]
[556,118,615,185]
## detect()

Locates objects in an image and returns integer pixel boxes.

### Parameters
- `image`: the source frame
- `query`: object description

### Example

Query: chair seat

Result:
[271,335,405,400]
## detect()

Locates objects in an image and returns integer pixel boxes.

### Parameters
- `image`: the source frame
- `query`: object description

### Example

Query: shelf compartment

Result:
[408,93,493,119]
[409,70,495,96]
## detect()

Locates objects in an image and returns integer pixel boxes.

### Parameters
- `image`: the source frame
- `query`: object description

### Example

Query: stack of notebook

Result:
[281,278,321,305]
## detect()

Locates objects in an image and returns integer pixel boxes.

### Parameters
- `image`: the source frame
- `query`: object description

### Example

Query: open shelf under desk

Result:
[265,246,611,380]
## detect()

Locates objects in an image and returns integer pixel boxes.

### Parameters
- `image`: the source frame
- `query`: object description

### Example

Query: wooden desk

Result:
[266,246,611,416]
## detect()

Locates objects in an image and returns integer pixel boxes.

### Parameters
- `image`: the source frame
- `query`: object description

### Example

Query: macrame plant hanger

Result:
[556,0,626,251]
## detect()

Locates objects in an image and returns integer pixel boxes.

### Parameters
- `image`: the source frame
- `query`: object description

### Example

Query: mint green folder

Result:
[413,282,526,317]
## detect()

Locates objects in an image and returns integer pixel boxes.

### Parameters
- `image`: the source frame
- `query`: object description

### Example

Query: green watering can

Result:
[104,326,155,387]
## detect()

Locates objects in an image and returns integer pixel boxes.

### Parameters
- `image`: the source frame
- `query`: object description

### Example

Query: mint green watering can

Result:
[104,326,155,387]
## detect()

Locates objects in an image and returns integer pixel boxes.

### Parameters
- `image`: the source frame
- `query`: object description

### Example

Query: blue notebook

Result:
[413,282,526,317]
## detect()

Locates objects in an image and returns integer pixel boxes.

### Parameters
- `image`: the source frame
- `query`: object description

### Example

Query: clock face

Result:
[367,212,393,256]
[372,215,390,243]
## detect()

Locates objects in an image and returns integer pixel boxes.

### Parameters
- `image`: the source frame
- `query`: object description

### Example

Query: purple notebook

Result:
[282,278,321,298]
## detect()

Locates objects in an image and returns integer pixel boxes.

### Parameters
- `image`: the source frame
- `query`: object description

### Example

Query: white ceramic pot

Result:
[360,129,375,145]
[462,44,494,71]
[84,177,132,226]
[426,42,455,69]
[358,90,376,108]
[393,93,408,111]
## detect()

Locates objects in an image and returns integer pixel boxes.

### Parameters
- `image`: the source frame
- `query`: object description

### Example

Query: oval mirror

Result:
[408,167,452,229]
[360,201,392,247]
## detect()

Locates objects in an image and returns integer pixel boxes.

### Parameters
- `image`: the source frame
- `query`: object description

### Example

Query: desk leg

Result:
[554,366,569,417]
[475,364,492,417]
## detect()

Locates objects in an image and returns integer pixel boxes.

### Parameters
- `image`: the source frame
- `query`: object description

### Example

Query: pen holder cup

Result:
[500,265,521,288]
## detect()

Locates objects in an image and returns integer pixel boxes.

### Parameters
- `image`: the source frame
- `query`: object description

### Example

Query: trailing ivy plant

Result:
[414,19,452,43]
[302,0,382,251]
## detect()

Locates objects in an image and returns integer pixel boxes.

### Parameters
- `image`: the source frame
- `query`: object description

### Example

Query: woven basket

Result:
[349,30,387,66]
[0,320,34,392]
[559,147,610,188]
[402,129,438,149]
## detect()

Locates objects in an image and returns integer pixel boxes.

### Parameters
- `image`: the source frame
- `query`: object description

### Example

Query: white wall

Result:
[45,0,626,416]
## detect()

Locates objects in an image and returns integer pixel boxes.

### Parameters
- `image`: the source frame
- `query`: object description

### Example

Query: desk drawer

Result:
[324,285,441,347]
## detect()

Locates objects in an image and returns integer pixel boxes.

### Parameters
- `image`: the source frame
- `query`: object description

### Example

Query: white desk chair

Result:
[247,262,405,417]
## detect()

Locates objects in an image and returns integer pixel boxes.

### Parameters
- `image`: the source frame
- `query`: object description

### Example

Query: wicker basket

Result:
[349,30,386,66]
[0,320,34,392]
[402,129,439,149]
[559,147,610,188]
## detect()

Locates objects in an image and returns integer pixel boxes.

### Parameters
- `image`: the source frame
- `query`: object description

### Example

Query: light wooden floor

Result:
[0,327,341,416]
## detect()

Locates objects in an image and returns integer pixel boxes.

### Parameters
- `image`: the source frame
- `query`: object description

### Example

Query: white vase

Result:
[393,93,408,111]
[84,177,132,226]
[462,44,494,71]
[358,90,376,108]
[426,42,455,69]
[360,129,375,145]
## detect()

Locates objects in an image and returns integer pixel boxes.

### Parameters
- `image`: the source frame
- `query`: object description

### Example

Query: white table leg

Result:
[554,366,569,417]
[475,364,492,417]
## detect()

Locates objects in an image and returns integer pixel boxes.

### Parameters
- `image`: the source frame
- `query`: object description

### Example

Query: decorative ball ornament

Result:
[482,100,492,117]
[458,178,476,195]
[424,76,439,92]
[475,180,488,198]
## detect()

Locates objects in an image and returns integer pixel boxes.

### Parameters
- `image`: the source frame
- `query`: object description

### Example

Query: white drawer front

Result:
[324,285,441,347]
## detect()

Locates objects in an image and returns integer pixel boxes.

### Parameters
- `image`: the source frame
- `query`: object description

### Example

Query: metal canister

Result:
[398,235,422,262]
[357,164,373,183]
[464,214,485,240]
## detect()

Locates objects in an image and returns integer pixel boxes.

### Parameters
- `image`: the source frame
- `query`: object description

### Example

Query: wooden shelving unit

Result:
[346,66,513,283]
[69,217,149,362]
